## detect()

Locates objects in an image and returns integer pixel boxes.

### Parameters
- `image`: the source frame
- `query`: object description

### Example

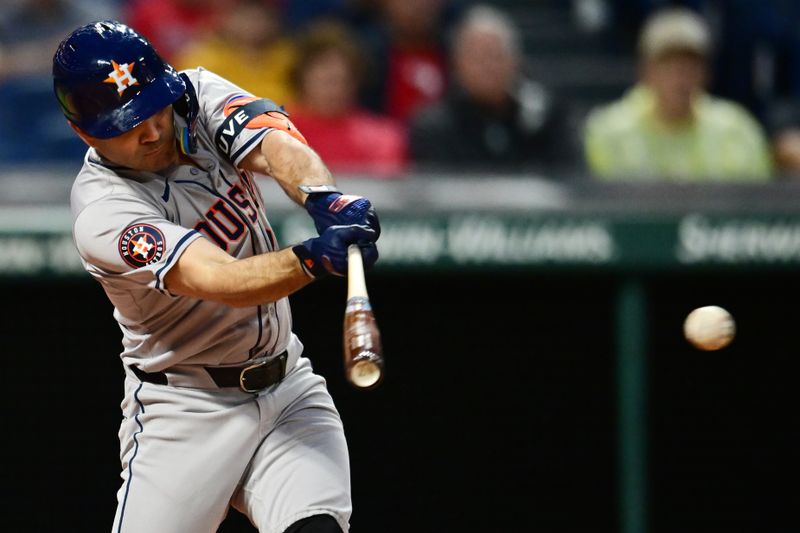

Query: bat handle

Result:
[347,244,368,299]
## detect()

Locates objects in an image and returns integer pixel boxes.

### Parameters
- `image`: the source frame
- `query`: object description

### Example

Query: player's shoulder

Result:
[70,153,165,223]
[70,156,119,213]
[176,66,202,88]
[179,66,250,102]
[177,67,257,133]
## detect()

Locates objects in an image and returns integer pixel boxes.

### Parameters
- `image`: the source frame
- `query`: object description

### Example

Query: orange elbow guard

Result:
[222,96,307,145]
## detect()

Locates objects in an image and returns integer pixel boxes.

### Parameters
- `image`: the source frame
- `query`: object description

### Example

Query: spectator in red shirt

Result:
[358,0,458,123]
[288,22,408,177]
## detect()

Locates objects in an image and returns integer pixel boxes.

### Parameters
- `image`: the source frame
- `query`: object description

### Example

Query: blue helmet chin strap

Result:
[173,73,199,155]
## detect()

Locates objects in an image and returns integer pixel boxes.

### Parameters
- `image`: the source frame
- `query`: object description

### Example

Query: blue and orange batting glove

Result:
[300,185,381,239]
[292,224,379,278]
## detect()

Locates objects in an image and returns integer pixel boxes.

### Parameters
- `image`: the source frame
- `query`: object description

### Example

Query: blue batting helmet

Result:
[53,21,186,139]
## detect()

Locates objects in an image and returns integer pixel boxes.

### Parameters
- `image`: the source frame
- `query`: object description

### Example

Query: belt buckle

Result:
[238,353,287,393]
[239,360,267,393]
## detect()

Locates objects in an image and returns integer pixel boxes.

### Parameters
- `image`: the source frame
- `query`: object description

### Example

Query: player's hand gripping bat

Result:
[343,244,384,389]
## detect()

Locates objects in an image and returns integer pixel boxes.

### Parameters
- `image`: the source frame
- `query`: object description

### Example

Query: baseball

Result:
[683,305,736,351]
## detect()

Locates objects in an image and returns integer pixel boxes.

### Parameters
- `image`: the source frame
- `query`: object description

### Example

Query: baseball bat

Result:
[343,244,384,389]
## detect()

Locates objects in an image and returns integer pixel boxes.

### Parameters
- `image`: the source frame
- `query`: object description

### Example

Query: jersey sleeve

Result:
[73,194,202,294]
[192,68,274,167]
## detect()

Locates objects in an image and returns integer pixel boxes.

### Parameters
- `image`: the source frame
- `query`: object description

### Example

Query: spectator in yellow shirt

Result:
[173,0,297,106]
[584,7,772,182]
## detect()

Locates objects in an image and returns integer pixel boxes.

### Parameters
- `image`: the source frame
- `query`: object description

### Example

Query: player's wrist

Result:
[299,184,341,207]
[291,224,378,279]
[291,241,328,279]
[304,192,343,212]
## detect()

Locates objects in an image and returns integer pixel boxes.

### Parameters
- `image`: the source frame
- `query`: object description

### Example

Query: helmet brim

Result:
[83,71,186,139]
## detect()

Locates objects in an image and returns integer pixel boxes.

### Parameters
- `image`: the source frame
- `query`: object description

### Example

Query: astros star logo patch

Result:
[119,224,165,268]
[104,60,139,96]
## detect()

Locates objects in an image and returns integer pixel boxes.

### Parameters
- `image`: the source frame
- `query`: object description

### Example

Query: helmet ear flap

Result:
[173,73,199,154]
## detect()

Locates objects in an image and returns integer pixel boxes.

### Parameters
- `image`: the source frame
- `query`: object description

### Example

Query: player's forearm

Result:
[242,130,335,206]
[165,241,312,307]
[213,248,313,307]
[267,137,334,204]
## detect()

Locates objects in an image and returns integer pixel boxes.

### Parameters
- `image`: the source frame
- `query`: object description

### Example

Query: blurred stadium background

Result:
[1,0,796,532]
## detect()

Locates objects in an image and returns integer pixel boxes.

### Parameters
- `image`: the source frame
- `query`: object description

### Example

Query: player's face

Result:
[76,106,180,172]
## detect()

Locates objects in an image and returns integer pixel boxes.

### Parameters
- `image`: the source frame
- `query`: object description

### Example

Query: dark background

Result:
[0,270,794,532]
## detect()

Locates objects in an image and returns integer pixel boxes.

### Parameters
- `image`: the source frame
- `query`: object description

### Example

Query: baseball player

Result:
[53,21,380,533]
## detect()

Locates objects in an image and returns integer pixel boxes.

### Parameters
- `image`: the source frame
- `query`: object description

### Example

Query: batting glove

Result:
[292,224,379,278]
[301,186,381,238]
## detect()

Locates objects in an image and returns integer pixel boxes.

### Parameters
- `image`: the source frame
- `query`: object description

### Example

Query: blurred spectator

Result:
[607,1,800,124]
[287,22,407,177]
[773,129,800,178]
[584,7,772,181]
[358,0,456,122]
[123,0,232,61]
[769,102,800,178]
[409,5,572,173]
[605,0,707,50]
[173,0,296,105]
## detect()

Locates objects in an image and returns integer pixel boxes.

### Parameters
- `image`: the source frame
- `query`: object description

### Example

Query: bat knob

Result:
[347,352,383,389]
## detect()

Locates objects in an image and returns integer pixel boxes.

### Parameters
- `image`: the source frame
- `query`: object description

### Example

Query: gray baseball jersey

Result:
[71,68,293,372]
[70,68,352,532]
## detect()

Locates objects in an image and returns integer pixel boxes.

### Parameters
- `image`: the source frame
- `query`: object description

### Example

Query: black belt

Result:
[130,351,289,393]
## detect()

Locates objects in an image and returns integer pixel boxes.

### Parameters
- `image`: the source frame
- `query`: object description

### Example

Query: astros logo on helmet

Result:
[104,60,139,96]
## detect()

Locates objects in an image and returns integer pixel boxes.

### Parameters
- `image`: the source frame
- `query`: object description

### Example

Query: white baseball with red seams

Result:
[683,305,736,351]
